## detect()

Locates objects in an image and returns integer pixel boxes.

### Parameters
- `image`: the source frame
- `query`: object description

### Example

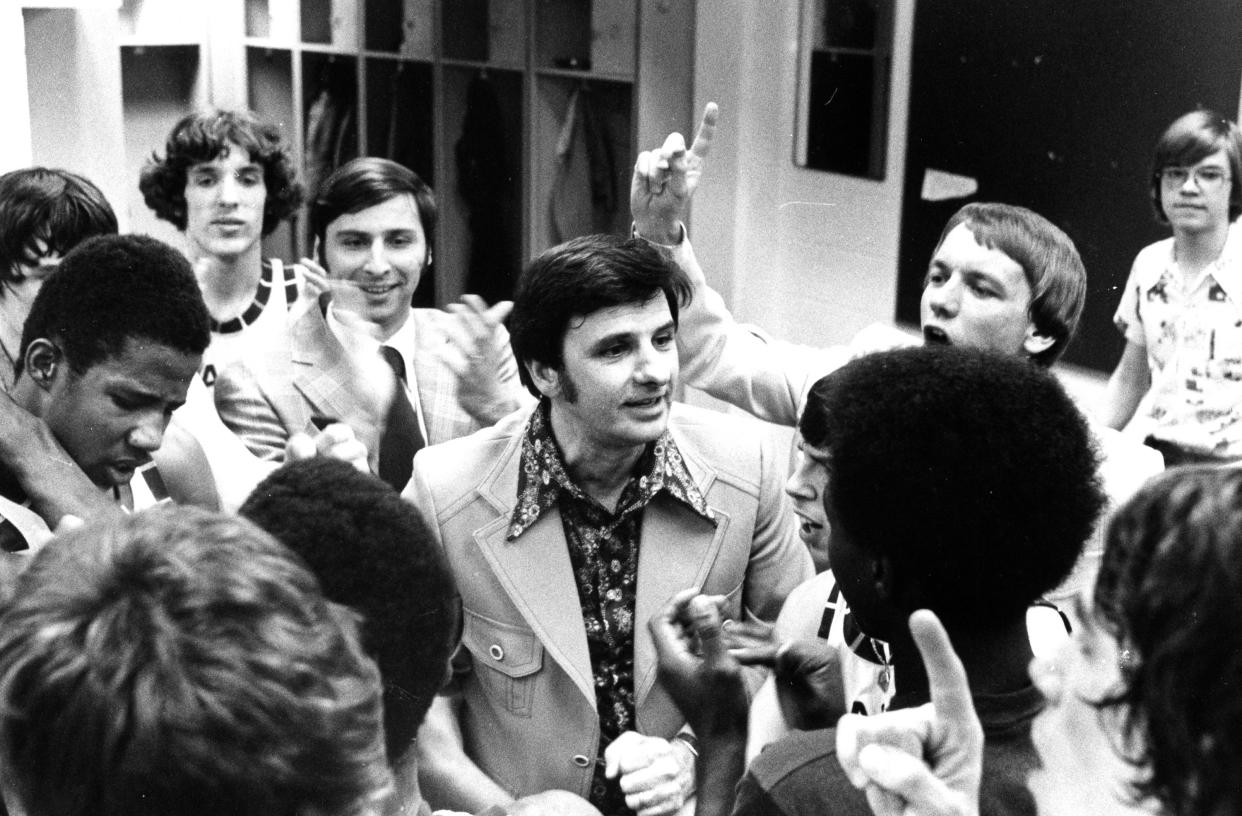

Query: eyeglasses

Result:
[1159,166,1232,189]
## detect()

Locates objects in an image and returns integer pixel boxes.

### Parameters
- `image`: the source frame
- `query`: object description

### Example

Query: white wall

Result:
[690,0,916,351]
[2,4,34,171]
[22,8,129,230]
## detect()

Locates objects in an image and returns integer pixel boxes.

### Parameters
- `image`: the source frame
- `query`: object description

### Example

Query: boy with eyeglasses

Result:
[1103,109,1242,464]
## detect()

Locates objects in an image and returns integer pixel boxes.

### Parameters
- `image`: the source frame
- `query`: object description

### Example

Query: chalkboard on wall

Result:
[896,1,1242,373]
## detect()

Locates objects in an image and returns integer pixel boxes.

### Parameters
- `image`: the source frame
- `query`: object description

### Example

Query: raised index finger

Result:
[688,102,719,164]
[908,610,973,727]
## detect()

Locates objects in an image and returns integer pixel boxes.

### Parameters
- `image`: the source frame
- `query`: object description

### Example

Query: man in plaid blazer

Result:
[215,158,525,487]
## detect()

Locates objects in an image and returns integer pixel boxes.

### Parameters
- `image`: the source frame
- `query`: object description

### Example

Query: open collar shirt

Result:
[508,400,712,812]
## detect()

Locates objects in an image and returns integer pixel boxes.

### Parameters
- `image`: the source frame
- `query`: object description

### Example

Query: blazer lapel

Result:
[471,441,597,707]
[633,438,726,708]
[288,305,380,444]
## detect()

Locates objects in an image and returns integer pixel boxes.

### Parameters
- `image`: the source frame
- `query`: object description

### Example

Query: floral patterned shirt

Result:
[508,401,713,814]
[1113,221,1242,458]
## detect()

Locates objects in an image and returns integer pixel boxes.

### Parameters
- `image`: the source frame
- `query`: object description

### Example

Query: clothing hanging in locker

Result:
[456,71,517,303]
[548,84,618,245]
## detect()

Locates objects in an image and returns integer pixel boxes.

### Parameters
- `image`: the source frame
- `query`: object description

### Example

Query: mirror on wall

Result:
[794,0,893,179]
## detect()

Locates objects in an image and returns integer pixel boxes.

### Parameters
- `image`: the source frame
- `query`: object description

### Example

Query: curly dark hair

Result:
[800,345,1105,628]
[1093,466,1242,816]
[139,109,303,237]
[17,234,210,377]
[0,167,117,291]
[509,233,693,398]
[240,458,458,765]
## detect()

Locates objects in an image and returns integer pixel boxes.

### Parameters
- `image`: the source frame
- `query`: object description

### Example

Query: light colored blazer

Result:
[214,302,524,467]
[405,403,813,799]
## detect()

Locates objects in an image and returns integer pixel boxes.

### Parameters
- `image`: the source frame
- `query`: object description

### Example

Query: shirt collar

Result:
[1209,219,1242,303]
[1167,219,1242,302]
[507,400,713,540]
[325,302,418,377]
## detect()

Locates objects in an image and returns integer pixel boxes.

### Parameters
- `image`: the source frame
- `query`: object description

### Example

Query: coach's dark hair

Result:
[509,234,692,398]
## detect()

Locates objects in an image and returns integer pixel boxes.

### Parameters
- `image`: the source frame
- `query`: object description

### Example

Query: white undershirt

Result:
[325,304,429,441]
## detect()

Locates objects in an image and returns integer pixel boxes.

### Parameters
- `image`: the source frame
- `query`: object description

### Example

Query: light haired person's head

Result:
[0,505,391,816]
[933,202,1086,366]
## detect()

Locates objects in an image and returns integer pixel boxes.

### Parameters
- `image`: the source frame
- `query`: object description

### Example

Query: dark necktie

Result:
[377,345,425,491]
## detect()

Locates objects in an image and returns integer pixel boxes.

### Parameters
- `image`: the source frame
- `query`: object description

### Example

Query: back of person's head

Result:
[1093,466,1242,816]
[934,202,1086,367]
[800,345,1104,631]
[509,233,692,397]
[17,234,210,377]
[0,505,391,816]
[1149,109,1242,224]
[309,157,437,262]
[139,109,303,237]
[0,167,118,293]
[239,458,458,765]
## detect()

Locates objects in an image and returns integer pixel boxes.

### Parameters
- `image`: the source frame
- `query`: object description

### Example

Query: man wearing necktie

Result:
[216,157,527,491]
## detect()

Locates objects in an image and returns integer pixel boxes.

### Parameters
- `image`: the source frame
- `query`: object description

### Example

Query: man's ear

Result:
[23,340,61,391]
[313,236,327,268]
[872,554,895,603]
[526,359,561,400]
[1022,324,1056,357]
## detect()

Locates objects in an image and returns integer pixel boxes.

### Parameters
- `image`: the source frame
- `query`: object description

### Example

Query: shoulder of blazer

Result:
[667,402,766,496]
[413,408,529,509]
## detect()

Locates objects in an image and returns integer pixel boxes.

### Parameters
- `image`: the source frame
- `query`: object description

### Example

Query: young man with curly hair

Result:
[141,109,305,390]
[0,504,392,816]
[140,109,373,509]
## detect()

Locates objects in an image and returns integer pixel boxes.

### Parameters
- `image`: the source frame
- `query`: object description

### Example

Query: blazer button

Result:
[572,754,592,768]
[489,644,505,661]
